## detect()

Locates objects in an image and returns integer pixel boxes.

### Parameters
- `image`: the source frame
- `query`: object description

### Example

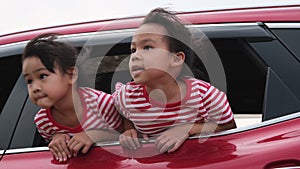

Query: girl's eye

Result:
[131,48,136,54]
[26,79,32,85]
[40,74,48,80]
[144,45,152,50]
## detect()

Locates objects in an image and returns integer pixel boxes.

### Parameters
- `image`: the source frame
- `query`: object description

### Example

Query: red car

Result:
[1,4,300,169]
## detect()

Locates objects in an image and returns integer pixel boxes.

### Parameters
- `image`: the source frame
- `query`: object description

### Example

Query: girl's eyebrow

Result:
[132,38,156,46]
[23,67,48,77]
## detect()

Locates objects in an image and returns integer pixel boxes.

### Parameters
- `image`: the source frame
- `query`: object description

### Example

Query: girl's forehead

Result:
[134,23,168,37]
[22,57,45,74]
[23,56,42,65]
[132,24,169,45]
[23,56,46,70]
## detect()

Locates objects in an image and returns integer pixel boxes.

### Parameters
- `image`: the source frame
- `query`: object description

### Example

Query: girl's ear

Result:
[171,51,185,67]
[66,67,78,85]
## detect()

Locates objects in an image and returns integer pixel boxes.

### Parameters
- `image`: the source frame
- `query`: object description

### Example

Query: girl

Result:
[114,8,236,153]
[22,33,122,162]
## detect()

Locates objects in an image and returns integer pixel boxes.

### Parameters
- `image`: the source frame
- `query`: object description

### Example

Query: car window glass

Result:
[0,55,21,115]
[249,39,300,121]
[76,41,131,94]
[211,38,266,116]
[270,28,300,61]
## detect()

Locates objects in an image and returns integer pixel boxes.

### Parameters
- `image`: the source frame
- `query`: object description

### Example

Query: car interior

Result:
[0,55,22,115]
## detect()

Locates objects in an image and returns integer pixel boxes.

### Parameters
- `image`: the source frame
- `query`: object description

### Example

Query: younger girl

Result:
[22,33,122,162]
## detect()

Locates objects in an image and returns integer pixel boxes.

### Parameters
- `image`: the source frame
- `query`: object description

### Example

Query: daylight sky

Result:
[1,0,299,36]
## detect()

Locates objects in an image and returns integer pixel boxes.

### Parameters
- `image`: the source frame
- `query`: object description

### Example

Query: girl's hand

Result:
[67,131,94,157]
[155,124,192,153]
[119,129,148,150]
[48,133,71,162]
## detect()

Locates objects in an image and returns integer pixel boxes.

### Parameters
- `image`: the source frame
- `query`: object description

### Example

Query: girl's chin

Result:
[133,78,145,85]
[39,105,51,109]
[36,102,52,109]
[133,79,141,84]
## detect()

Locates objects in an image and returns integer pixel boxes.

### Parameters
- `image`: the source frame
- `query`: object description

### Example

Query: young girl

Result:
[22,33,122,162]
[113,8,236,153]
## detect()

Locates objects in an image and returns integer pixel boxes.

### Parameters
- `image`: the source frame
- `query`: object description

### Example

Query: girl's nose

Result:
[130,51,142,61]
[33,88,41,93]
[32,82,41,93]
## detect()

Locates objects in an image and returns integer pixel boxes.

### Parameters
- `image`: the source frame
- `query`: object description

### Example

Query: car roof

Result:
[0,4,300,46]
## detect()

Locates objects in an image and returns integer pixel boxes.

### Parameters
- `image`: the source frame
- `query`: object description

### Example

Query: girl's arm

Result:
[119,118,144,150]
[68,128,121,157]
[156,120,236,153]
[188,120,236,136]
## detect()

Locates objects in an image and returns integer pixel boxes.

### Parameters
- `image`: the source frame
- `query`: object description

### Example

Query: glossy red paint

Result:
[0,5,300,45]
[182,5,300,25]
[2,117,300,169]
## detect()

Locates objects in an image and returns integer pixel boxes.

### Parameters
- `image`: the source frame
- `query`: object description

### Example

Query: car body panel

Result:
[2,114,300,169]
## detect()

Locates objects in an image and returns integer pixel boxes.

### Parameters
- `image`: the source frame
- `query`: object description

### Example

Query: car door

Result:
[1,21,300,169]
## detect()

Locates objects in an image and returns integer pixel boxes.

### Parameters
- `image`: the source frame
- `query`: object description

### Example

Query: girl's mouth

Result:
[35,94,47,102]
[131,65,144,76]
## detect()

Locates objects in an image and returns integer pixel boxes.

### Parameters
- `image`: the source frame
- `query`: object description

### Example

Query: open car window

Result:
[86,23,269,128]
[2,22,300,151]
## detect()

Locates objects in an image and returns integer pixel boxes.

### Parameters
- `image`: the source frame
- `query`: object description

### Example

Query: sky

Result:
[1,0,299,36]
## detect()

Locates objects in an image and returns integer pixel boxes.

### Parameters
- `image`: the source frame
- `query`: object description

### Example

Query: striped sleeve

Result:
[202,85,234,124]
[79,87,122,130]
[97,91,122,130]
[112,82,130,118]
[34,109,55,140]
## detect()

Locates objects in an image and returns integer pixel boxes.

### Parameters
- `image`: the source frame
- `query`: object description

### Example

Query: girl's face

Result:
[130,23,175,85]
[22,56,73,108]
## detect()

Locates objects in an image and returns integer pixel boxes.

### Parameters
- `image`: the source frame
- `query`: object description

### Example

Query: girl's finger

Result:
[49,148,59,161]
[159,140,175,153]
[72,142,83,157]
[59,142,71,158]
[155,135,167,150]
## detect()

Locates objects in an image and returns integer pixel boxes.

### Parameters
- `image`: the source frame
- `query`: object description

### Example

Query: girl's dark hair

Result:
[22,33,78,74]
[142,8,209,81]
[142,8,192,65]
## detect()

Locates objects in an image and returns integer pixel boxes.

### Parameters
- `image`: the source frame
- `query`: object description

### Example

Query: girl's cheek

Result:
[28,93,35,103]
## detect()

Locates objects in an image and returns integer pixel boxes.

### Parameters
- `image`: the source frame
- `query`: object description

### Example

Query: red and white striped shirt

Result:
[113,77,234,136]
[34,87,122,140]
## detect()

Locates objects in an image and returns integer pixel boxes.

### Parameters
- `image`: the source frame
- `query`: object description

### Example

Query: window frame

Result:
[1,22,300,152]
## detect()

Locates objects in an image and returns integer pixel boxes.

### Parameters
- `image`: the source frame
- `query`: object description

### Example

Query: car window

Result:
[71,30,267,131]
[3,23,293,151]
[77,25,268,134]
[266,23,300,61]
[77,41,132,94]
[210,38,266,114]
[249,25,300,121]
[89,25,268,115]
[0,54,21,114]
